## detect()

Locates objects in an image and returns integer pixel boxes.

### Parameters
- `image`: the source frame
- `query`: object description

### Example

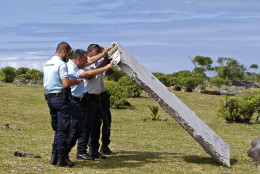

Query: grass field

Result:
[0,82,260,173]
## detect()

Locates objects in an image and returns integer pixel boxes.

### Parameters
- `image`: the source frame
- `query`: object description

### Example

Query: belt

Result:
[45,92,63,98]
[83,91,109,100]
[88,93,101,100]
[71,96,83,102]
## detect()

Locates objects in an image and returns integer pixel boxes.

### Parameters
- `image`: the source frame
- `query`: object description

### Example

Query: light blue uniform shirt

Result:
[67,59,84,98]
[43,56,68,93]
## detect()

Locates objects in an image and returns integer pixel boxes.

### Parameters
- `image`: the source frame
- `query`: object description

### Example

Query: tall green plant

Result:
[148,105,160,120]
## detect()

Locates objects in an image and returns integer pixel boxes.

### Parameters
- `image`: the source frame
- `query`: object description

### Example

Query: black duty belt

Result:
[44,91,71,101]
[45,92,63,98]
[88,93,101,100]
[71,96,83,102]
[84,92,105,100]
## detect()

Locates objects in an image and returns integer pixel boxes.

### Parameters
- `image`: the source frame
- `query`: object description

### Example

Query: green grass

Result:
[0,82,260,173]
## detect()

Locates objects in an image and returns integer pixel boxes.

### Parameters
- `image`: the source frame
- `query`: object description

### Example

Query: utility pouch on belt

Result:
[83,93,89,101]
[62,87,72,100]
[106,90,111,98]
[44,93,49,101]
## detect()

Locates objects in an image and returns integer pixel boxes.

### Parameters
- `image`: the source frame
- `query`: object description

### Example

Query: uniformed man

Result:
[66,48,112,161]
[43,42,82,167]
[77,44,114,160]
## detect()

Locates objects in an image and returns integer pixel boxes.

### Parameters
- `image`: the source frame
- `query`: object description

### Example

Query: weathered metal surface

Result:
[109,42,231,167]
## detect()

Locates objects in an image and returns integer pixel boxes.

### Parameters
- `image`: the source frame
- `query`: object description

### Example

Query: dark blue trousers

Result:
[89,93,112,151]
[67,98,83,153]
[47,97,70,155]
[77,96,101,153]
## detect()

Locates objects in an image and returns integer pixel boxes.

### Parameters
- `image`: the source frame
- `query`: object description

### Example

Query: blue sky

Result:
[0,0,259,74]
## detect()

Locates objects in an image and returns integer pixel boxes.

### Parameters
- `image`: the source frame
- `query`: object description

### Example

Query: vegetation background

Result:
[1,82,260,173]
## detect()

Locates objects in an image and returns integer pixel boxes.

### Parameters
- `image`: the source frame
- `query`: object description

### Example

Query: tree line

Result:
[0,67,43,83]
[152,56,259,88]
[0,55,259,108]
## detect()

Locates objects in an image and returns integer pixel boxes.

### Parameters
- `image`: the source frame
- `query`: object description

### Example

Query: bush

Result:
[210,76,229,87]
[157,75,170,86]
[106,66,126,82]
[178,77,200,88]
[152,73,175,87]
[118,76,142,97]
[104,81,128,108]
[217,96,257,123]
[152,72,165,78]
[255,96,260,116]
[168,77,179,86]
[0,66,16,82]
[237,96,256,122]
[14,74,29,84]
[26,69,43,81]
[15,67,29,75]
[255,73,260,83]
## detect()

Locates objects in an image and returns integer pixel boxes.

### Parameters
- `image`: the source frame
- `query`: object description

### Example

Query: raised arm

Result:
[79,63,113,79]
[87,47,110,66]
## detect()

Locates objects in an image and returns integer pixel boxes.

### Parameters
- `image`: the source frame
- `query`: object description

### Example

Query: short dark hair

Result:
[87,44,101,53]
[56,41,71,53]
[72,49,87,60]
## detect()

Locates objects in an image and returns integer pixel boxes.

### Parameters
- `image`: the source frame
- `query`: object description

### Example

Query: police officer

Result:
[66,48,112,161]
[43,42,82,167]
[77,44,114,160]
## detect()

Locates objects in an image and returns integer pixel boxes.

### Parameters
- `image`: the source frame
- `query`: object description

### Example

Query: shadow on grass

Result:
[183,155,237,167]
[75,151,236,169]
[111,105,135,110]
[75,150,180,169]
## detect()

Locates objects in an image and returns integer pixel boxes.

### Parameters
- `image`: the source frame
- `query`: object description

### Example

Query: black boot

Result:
[101,146,114,155]
[65,155,76,167]
[56,154,67,167]
[89,151,106,159]
[76,152,94,160]
[49,152,58,165]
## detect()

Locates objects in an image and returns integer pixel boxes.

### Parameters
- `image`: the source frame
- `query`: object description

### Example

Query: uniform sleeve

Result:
[76,69,84,78]
[95,58,104,67]
[59,63,69,79]
[85,64,95,71]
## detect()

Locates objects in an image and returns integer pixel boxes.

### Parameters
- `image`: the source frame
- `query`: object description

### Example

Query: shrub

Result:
[210,76,229,87]
[26,69,43,81]
[104,81,128,108]
[106,66,126,82]
[217,96,257,123]
[118,76,142,97]
[168,77,179,86]
[238,96,256,122]
[178,77,200,89]
[152,72,165,78]
[255,96,260,116]
[255,73,260,83]
[14,74,29,84]
[15,67,29,75]
[157,75,170,86]
[0,66,16,82]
